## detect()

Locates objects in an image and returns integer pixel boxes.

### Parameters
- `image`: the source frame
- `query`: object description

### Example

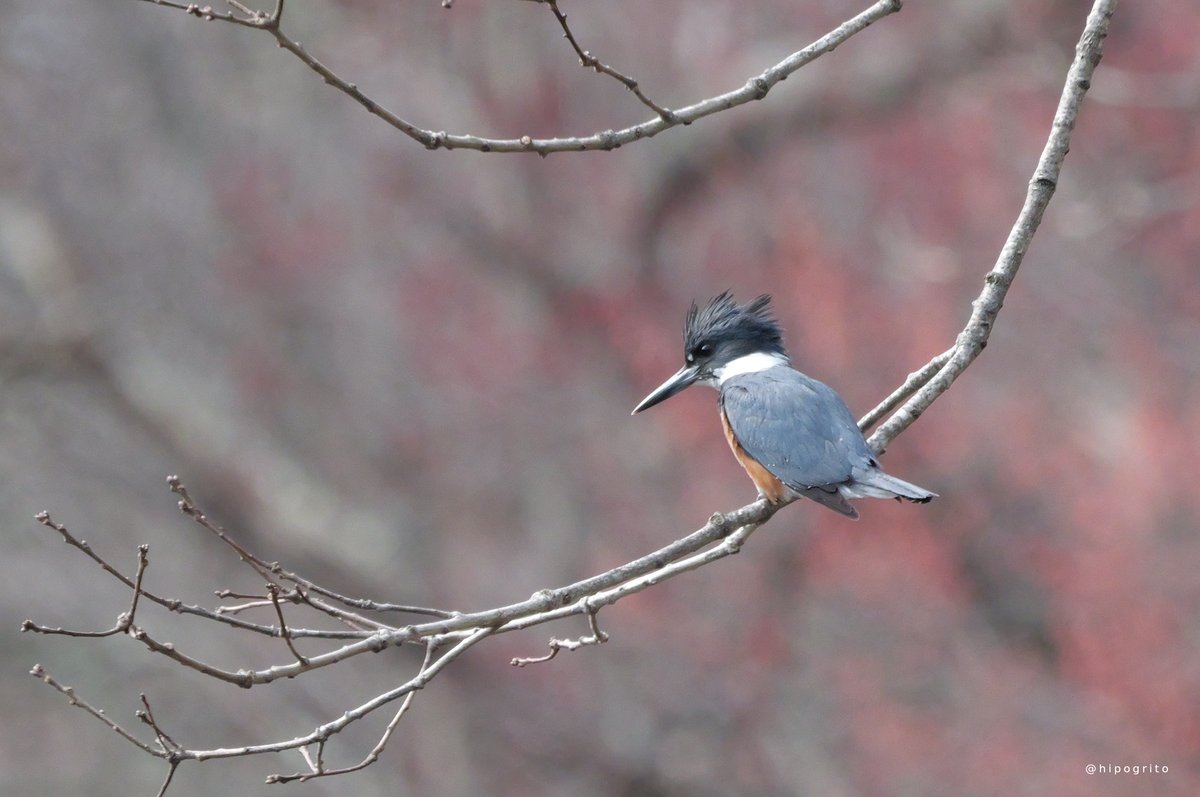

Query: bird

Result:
[631,292,936,519]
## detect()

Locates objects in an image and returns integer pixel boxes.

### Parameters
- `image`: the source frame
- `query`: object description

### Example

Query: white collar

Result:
[714,351,789,384]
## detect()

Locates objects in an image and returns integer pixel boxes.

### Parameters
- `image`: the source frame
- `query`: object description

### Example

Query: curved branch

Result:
[158,499,780,686]
[866,0,1116,453]
[135,0,902,153]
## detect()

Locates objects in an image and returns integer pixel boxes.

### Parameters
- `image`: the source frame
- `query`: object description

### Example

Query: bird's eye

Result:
[697,342,714,357]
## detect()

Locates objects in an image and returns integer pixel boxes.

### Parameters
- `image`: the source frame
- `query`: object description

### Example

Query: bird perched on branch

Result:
[632,292,936,519]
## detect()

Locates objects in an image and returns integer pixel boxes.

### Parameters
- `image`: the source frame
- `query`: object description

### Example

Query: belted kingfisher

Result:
[632,292,936,518]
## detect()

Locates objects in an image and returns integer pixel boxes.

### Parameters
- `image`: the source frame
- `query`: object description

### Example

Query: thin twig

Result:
[22,543,150,638]
[126,545,150,628]
[138,694,181,753]
[154,762,180,797]
[223,0,254,17]
[511,600,609,667]
[857,348,953,432]
[267,584,309,666]
[29,665,163,757]
[276,577,457,619]
[169,476,276,582]
[141,0,259,26]
[290,591,393,632]
[545,0,673,120]
[297,743,321,777]
[214,594,276,615]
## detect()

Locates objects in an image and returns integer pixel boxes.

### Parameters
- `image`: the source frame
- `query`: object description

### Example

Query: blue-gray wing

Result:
[719,368,874,491]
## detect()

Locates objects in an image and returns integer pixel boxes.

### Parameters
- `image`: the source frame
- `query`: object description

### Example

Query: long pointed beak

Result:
[631,365,700,415]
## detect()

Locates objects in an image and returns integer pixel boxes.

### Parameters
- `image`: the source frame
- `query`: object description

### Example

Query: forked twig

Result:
[511,601,609,667]
[138,694,181,754]
[267,640,438,783]
[28,665,162,756]
[22,543,150,638]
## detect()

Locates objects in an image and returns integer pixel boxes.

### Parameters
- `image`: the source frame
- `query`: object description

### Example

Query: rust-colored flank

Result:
[720,408,788,504]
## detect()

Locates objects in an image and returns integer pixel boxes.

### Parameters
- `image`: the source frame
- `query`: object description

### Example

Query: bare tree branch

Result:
[23,511,365,640]
[173,475,454,621]
[867,0,1117,453]
[25,480,779,782]
[170,476,276,582]
[132,0,903,153]
[28,665,165,757]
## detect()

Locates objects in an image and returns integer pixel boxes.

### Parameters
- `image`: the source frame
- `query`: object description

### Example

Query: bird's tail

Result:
[843,468,937,503]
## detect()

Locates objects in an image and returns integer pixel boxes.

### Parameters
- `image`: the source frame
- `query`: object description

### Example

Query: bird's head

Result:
[632,291,788,414]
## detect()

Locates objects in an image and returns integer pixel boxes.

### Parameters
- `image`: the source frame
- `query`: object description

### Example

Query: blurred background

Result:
[3,1,1198,795]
